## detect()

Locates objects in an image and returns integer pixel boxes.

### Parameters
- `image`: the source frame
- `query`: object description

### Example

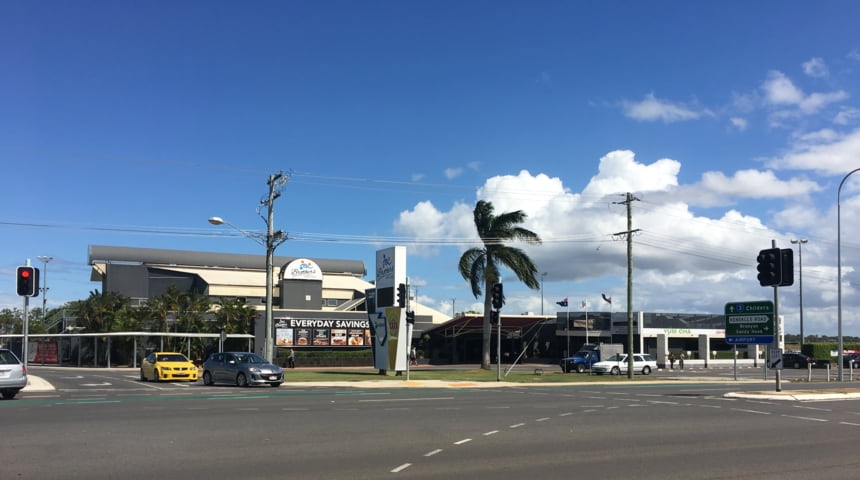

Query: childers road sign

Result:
[725,300,774,345]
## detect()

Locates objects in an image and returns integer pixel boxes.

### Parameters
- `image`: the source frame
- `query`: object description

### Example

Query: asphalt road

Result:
[4,368,860,479]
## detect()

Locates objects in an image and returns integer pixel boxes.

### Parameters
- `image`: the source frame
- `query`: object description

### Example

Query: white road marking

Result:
[509,423,525,428]
[391,463,411,473]
[425,449,443,457]
[536,417,550,422]
[782,415,827,422]
[483,430,499,436]
[732,408,771,415]
[454,438,472,445]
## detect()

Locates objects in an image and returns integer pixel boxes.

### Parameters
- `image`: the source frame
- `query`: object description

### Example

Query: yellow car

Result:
[140,352,199,382]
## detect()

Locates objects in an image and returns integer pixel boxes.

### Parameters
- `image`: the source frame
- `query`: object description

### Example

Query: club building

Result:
[86,245,758,366]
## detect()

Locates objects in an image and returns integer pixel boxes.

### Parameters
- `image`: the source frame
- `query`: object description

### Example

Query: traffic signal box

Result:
[491,283,503,310]
[756,248,793,287]
[16,266,40,297]
[396,283,407,308]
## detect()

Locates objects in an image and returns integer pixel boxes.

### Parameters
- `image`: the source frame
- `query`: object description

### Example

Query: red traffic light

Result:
[17,266,39,297]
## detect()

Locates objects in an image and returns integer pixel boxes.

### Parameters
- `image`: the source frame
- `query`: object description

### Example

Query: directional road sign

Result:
[725,301,774,345]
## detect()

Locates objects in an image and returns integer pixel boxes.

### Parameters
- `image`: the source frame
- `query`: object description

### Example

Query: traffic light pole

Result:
[772,240,782,393]
[22,295,29,370]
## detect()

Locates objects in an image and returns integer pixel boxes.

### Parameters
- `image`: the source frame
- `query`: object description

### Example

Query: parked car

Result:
[202,352,284,387]
[782,352,816,369]
[842,353,860,368]
[0,348,28,399]
[140,352,199,382]
[591,353,657,375]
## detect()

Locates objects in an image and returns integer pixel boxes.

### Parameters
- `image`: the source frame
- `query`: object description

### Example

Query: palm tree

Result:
[458,200,542,369]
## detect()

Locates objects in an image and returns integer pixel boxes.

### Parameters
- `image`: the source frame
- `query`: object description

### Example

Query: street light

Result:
[790,239,807,349]
[838,168,860,381]
[36,255,53,315]
[208,215,286,363]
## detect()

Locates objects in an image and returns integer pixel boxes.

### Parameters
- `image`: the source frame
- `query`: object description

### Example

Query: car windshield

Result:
[605,354,625,362]
[158,354,189,362]
[572,352,590,358]
[235,353,267,364]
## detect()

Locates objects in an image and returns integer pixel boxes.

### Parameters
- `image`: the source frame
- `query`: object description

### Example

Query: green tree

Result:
[458,200,542,369]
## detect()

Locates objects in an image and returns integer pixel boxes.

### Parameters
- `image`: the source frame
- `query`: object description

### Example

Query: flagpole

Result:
[566,300,570,358]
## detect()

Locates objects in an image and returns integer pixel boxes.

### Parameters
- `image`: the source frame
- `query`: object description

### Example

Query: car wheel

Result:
[610,366,620,375]
[793,361,801,369]
[271,382,282,388]
[642,366,652,375]
[140,369,147,382]
[575,364,586,374]
[1,389,18,400]
[153,370,160,382]
[203,371,214,386]
[236,373,248,387]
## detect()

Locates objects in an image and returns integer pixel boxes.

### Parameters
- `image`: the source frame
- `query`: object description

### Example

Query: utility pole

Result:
[613,192,640,379]
[262,172,289,363]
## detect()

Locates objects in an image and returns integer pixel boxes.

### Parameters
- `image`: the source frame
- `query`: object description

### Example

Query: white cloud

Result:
[444,167,463,179]
[834,107,860,125]
[761,70,848,125]
[582,150,680,196]
[411,173,425,182]
[697,169,820,199]
[761,71,804,105]
[622,93,708,123]
[802,57,829,78]
[730,117,748,131]
[767,128,860,174]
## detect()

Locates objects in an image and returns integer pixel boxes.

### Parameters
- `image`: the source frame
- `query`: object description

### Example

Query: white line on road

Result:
[559,412,573,416]
[360,397,454,403]
[509,423,526,428]
[839,422,860,426]
[536,417,550,422]
[425,449,443,457]
[454,438,472,445]
[483,430,499,436]
[391,463,411,473]
[782,415,827,422]
[793,405,832,412]
[732,408,771,415]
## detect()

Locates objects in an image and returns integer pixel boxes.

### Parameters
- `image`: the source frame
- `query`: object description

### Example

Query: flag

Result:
[602,294,612,304]
[581,299,588,309]
[556,298,568,307]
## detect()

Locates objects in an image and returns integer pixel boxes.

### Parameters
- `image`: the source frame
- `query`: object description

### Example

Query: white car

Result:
[591,353,657,375]
[0,348,28,399]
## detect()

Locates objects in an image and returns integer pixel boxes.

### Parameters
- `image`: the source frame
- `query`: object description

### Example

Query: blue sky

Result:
[3,1,860,337]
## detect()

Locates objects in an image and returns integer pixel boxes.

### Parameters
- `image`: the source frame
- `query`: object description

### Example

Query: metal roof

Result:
[88,245,366,276]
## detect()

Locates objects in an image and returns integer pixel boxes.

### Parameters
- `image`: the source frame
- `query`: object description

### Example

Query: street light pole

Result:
[838,168,860,382]
[36,255,53,316]
[790,239,807,349]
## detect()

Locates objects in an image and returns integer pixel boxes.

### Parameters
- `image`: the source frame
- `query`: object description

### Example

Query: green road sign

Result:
[725,300,774,344]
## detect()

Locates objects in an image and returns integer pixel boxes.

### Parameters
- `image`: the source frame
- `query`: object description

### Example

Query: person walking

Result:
[679,352,685,370]
[668,352,675,369]
[288,348,295,369]
[410,346,417,366]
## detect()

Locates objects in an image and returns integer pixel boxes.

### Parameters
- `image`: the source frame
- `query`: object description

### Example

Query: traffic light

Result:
[779,248,794,287]
[396,283,407,308]
[756,248,782,287]
[406,311,415,325]
[490,310,499,324]
[491,283,503,310]
[16,266,39,297]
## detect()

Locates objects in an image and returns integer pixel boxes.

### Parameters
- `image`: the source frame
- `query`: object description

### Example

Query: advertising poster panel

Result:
[275,318,370,348]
